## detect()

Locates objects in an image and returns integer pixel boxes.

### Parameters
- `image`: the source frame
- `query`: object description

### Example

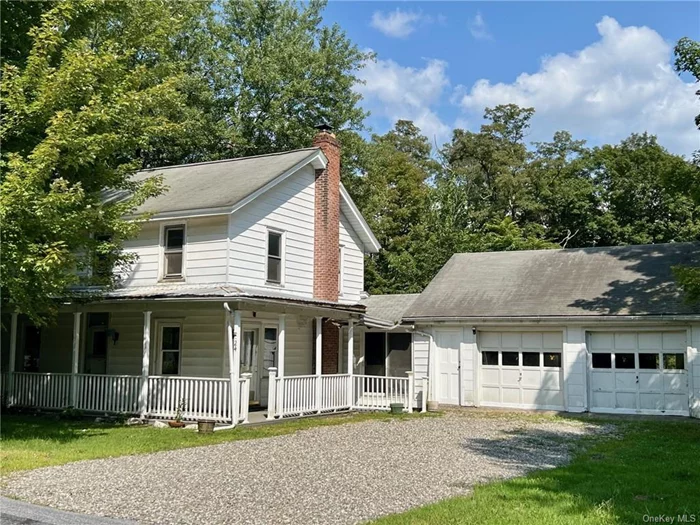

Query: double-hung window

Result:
[160,324,182,375]
[267,230,283,284]
[163,225,185,279]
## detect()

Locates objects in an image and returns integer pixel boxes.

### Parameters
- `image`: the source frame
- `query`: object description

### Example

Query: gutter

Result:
[402,315,700,324]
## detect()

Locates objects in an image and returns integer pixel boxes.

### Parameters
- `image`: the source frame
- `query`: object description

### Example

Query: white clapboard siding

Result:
[120,221,160,286]
[186,216,228,284]
[339,211,365,303]
[228,165,315,295]
[413,333,430,406]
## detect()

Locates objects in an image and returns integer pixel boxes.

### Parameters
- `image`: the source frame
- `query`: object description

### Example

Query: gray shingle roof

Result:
[361,293,421,325]
[404,243,700,319]
[106,148,321,215]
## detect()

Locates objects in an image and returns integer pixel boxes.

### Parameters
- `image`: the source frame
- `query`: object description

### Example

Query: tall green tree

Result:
[211,0,371,157]
[1,0,212,322]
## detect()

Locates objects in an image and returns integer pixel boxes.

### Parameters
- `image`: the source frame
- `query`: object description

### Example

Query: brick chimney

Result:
[312,124,343,373]
[312,123,340,303]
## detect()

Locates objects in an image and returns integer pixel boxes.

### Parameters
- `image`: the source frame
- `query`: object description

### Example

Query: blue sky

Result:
[321,1,699,155]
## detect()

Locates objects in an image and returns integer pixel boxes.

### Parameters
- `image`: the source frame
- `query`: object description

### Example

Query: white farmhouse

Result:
[2,127,699,421]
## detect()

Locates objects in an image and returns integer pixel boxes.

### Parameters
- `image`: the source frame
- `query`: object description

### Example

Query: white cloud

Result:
[457,16,698,155]
[468,12,492,41]
[357,55,450,143]
[370,9,423,38]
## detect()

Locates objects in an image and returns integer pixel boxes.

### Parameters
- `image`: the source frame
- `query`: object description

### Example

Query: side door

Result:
[435,330,461,405]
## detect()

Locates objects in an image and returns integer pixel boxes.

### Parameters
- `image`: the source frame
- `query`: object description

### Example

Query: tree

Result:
[211,0,371,157]
[1,0,211,323]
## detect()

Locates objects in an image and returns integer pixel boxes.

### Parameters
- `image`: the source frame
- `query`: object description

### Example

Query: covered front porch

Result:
[1,297,426,425]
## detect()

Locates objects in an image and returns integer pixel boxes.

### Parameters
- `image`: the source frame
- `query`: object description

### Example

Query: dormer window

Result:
[266,230,283,284]
[163,225,185,279]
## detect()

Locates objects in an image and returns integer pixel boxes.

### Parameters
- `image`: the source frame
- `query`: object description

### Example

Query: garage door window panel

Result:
[502,352,519,366]
[663,354,685,370]
[523,352,540,367]
[639,353,659,370]
[543,353,561,368]
[482,351,498,366]
[592,353,612,368]
[615,353,635,369]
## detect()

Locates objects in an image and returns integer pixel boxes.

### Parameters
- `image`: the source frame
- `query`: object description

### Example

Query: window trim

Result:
[265,228,285,286]
[159,222,187,282]
[156,321,183,376]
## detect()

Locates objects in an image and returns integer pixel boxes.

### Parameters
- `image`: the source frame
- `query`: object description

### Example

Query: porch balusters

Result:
[267,367,278,420]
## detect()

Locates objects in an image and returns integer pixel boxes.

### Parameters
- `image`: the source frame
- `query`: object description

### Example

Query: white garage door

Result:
[588,331,689,416]
[479,331,564,410]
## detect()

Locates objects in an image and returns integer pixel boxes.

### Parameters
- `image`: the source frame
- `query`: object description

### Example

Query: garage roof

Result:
[361,293,421,327]
[404,242,700,320]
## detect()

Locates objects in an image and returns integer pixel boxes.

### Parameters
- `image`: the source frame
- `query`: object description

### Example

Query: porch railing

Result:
[279,374,317,417]
[319,374,351,412]
[12,372,72,409]
[75,374,140,414]
[352,374,412,412]
[147,376,231,423]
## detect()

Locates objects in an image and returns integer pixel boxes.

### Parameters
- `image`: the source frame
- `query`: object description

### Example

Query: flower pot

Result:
[390,403,404,415]
[426,400,439,412]
[197,419,215,434]
[168,420,186,428]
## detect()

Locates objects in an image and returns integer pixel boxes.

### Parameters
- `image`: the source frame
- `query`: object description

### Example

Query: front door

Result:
[436,330,461,405]
[241,329,259,404]
[85,313,109,375]
[258,327,278,407]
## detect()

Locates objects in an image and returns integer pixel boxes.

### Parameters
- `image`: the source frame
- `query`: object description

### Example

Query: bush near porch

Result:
[0,411,434,476]
[374,417,700,525]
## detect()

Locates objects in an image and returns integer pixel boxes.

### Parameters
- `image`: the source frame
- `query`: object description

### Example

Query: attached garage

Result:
[588,331,689,416]
[479,331,564,410]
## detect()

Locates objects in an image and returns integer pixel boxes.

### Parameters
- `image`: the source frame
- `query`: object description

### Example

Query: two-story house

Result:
[2,126,426,424]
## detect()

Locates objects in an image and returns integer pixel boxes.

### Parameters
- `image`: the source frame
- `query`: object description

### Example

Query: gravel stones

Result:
[3,412,609,524]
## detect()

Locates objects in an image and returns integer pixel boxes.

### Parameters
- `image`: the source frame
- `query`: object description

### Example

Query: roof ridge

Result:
[138,147,320,173]
[453,241,699,257]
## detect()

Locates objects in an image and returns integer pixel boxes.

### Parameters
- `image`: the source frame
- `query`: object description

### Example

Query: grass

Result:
[375,417,700,525]
[0,410,434,476]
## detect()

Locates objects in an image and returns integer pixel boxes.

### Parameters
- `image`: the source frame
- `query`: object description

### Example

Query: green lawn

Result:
[375,418,700,525]
[0,411,430,476]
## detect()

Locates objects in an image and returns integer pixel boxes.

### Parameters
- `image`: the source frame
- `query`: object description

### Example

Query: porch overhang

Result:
[67,285,365,318]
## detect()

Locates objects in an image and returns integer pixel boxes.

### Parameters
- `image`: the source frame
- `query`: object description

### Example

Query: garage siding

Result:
[564,326,587,412]
[690,325,700,419]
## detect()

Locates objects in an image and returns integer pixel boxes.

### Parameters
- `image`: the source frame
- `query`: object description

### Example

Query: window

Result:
[615,353,635,369]
[163,226,184,279]
[482,351,498,365]
[338,246,343,293]
[502,352,519,366]
[663,353,685,370]
[94,234,113,280]
[267,231,282,284]
[523,352,540,367]
[639,353,659,370]
[365,332,386,376]
[543,352,562,368]
[160,324,181,375]
[592,353,612,369]
[263,327,278,375]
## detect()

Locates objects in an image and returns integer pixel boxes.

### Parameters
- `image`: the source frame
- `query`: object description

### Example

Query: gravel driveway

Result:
[3,412,608,524]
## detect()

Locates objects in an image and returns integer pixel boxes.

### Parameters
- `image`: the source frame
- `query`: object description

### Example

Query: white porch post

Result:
[276,314,286,417]
[232,309,242,425]
[240,372,252,424]
[266,367,277,420]
[347,319,354,407]
[70,312,82,407]
[7,312,18,405]
[406,371,414,413]
[315,316,323,413]
[139,310,151,418]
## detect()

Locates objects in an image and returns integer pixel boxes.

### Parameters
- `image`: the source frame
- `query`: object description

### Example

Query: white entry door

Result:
[436,330,461,405]
[479,331,564,410]
[588,331,689,416]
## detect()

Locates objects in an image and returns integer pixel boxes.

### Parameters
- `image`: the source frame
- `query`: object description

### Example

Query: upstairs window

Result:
[94,234,113,280]
[163,225,184,279]
[267,231,282,284]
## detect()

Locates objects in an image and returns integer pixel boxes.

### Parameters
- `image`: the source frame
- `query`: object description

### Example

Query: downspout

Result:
[215,302,237,431]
